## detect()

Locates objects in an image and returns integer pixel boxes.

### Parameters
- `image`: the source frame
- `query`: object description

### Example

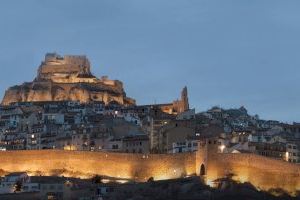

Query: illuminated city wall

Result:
[207,153,300,194]
[0,149,299,194]
[0,150,196,182]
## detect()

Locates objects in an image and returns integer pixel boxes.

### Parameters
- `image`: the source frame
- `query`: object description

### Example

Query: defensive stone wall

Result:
[207,153,300,194]
[0,150,196,182]
[1,149,300,194]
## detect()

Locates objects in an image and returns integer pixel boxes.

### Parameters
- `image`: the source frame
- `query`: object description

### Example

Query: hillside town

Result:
[0,54,299,199]
[0,92,299,163]
[1,96,300,199]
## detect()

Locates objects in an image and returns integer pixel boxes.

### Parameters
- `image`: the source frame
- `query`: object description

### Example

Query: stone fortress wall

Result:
[0,150,196,182]
[39,53,91,76]
[208,153,300,194]
[198,140,300,194]
[0,144,300,194]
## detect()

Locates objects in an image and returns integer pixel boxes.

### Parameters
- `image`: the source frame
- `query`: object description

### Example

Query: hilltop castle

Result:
[1,53,190,115]
[1,53,136,106]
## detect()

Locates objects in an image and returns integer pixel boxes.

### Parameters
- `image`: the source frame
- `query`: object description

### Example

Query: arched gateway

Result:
[200,164,206,176]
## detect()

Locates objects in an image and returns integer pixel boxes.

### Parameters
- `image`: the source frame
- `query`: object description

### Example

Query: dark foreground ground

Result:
[0,176,299,200]
[107,177,300,200]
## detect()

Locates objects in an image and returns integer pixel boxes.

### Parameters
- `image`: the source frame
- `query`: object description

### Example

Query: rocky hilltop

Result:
[1,53,135,105]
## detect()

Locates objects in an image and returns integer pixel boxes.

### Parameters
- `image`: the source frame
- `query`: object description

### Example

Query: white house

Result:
[0,172,30,194]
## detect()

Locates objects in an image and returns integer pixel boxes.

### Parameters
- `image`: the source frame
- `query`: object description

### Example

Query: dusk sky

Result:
[0,0,299,122]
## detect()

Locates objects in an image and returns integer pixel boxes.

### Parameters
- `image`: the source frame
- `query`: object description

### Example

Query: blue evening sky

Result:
[0,0,299,122]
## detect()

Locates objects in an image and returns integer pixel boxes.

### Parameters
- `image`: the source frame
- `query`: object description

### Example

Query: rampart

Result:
[0,150,196,182]
[207,153,300,194]
[0,148,300,194]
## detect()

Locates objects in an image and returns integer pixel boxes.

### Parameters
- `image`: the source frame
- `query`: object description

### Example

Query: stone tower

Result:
[171,86,190,114]
[181,86,189,112]
[195,137,219,176]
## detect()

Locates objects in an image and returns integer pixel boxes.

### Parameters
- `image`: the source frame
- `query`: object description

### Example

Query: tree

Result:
[15,180,22,192]
[92,175,103,184]
[147,177,154,182]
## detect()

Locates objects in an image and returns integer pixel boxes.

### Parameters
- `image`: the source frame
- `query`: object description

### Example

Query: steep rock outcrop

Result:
[1,53,135,105]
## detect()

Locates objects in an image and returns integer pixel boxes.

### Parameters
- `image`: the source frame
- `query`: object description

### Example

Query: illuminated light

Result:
[65,180,72,185]
[142,155,146,159]
[101,179,110,184]
[219,145,226,153]
[0,147,6,151]
[105,154,108,158]
[64,145,76,151]
[285,152,289,161]
[238,175,248,183]
[173,169,177,174]
[31,134,35,139]
[206,179,216,188]
[116,180,128,184]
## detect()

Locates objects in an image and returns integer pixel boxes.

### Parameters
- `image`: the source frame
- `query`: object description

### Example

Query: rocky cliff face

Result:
[1,53,135,106]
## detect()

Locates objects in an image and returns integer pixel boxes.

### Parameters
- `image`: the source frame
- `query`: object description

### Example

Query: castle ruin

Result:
[1,53,136,106]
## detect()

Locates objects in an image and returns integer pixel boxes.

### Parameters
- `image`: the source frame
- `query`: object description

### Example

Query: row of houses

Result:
[0,101,200,155]
[0,172,112,199]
